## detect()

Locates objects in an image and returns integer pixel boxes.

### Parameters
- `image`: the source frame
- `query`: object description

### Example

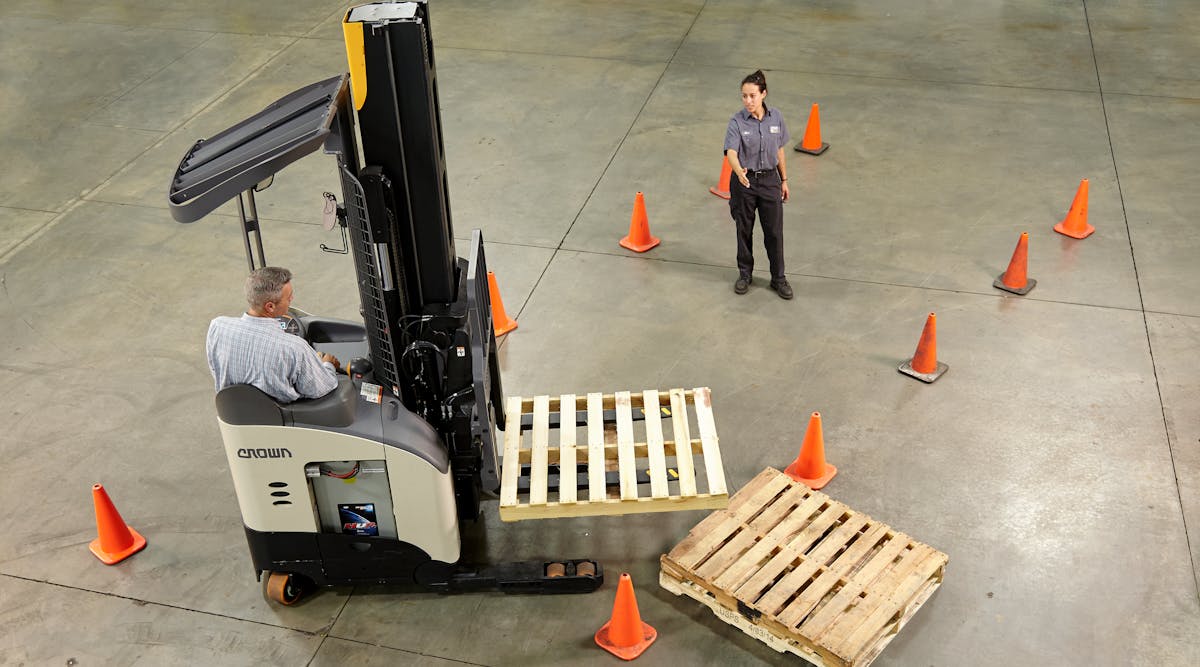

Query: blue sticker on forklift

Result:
[338,503,379,536]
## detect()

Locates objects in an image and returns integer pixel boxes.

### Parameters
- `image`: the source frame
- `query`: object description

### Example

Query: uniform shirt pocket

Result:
[741,129,761,163]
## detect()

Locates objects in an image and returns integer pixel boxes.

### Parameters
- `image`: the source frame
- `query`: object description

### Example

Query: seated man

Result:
[207,266,341,403]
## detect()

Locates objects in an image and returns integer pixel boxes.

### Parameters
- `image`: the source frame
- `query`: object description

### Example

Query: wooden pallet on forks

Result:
[660,468,948,666]
[498,387,729,521]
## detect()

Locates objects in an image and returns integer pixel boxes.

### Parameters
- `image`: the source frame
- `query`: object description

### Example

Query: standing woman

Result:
[724,70,792,299]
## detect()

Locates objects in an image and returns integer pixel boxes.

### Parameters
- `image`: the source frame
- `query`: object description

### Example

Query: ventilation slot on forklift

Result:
[267,481,292,505]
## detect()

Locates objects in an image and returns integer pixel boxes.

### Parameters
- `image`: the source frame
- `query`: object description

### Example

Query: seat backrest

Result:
[215,377,357,428]
[215,384,284,426]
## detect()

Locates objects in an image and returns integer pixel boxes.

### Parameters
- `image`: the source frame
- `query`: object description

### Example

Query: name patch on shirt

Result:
[770,126,780,134]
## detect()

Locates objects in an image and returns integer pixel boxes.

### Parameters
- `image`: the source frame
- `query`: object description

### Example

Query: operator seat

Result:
[215,376,357,428]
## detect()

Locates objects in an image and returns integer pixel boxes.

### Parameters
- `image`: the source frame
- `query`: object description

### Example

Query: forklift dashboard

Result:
[276,316,303,337]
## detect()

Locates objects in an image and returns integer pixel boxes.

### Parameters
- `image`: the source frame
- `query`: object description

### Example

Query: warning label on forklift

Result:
[359,382,383,403]
[338,503,379,536]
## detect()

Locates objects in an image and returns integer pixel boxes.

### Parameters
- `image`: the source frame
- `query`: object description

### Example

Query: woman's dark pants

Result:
[729,171,785,283]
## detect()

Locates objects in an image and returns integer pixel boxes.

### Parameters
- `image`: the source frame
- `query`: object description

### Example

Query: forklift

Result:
[168,2,601,604]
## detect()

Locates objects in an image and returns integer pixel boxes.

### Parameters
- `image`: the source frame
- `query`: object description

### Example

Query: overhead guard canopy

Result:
[167,74,348,223]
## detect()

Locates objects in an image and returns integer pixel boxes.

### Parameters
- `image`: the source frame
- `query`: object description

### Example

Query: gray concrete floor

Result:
[1,1,1198,665]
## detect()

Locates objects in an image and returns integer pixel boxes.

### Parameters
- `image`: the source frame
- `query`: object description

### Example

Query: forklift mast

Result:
[339,3,505,517]
[344,2,457,308]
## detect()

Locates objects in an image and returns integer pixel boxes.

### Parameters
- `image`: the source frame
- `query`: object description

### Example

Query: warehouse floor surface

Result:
[1,1,1198,665]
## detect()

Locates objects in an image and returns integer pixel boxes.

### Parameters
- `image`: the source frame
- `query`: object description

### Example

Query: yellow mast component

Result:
[342,13,367,110]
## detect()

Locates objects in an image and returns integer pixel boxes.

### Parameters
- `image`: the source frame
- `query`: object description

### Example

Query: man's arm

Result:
[293,346,339,399]
[205,319,222,391]
[318,352,341,370]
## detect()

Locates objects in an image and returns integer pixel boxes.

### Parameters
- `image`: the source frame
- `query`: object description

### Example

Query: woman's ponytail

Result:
[741,69,767,94]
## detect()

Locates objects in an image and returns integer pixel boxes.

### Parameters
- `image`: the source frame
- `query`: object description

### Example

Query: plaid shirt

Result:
[206,313,337,403]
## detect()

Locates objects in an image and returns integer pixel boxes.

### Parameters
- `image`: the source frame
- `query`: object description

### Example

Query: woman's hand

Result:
[781,180,790,202]
[738,168,750,188]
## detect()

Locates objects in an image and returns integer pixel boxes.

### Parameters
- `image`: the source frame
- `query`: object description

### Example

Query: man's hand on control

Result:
[319,352,341,370]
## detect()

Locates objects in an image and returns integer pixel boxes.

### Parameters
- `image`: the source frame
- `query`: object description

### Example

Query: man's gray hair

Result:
[245,266,292,310]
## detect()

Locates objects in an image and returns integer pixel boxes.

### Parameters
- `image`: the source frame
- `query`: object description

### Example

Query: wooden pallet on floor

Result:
[660,467,947,666]
[498,387,728,521]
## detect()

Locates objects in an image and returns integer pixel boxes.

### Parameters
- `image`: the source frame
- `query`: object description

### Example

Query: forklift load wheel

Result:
[265,571,305,606]
[577,561,596,577]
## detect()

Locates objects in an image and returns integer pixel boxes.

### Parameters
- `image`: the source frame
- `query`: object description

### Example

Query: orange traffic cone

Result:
[794,103,829,156]
[619,192,661,253]
[784,412,837,490]
[595,572,657,660]
[709,157,732,199]
[899,313,948,383]
[487,271,517,337]
[89,484,146,565]
[1053,179,1094,239]
[994,232,1037,295]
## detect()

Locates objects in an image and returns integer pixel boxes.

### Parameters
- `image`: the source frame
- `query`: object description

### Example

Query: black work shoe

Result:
[770,279,794,300]
[734,276,751,294]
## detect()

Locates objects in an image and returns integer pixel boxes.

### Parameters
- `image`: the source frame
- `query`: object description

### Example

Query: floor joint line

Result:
[0,572,325,635]
[1082,0,1199,602]
[516,1,709,326]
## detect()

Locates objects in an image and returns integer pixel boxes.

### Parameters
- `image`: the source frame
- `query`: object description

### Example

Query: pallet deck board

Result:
[498,387,729,521]
[672,472,793,571]
[826,544,941,656]
[587,392,605,503]
[834,551,945,664]
[777,564,846,629]
[530,395,550,506]
[694,387,727,497]
[615,391,637,501]
[661,467,947,667]
[730,492,829,598]
[669,388,698,497]
[558,394,577,505]
[643,389,669,499]
[499,396,523,508]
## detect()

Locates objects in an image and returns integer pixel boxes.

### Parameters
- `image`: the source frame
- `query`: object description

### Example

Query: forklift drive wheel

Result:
[265,571,305,606]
